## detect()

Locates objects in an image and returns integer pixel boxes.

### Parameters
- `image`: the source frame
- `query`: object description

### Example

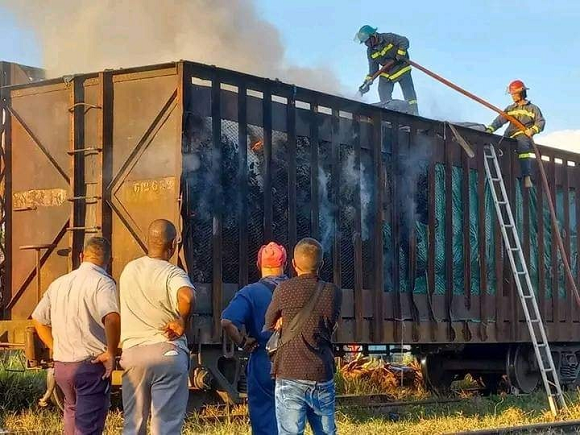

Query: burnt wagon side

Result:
[0,60,579,401]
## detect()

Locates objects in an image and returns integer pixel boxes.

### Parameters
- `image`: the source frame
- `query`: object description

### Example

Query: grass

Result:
[2,393,580,434]
[2,353,580,434]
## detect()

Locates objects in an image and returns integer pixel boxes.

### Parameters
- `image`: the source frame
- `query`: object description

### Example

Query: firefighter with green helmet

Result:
[355,25,418,114]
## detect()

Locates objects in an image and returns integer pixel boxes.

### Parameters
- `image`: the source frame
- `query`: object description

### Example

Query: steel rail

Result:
[453,419,580,434]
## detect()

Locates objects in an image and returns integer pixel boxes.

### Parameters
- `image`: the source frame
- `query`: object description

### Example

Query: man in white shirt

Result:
[32,237,120,435]
[119,219,196,435]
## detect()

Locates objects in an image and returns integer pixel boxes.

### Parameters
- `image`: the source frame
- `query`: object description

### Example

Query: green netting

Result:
[382,162,578,303]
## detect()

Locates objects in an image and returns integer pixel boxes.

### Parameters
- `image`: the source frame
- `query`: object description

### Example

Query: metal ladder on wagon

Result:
[482,144,567,415]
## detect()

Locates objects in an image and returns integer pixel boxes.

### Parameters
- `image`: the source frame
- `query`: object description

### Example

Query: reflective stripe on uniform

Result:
[408,99,417,105]
[365,75,372,81]
[519,152,534,159]
[397,49,406,55]
[388,65,412,80]
[510,130,525,138]
[486,126,495,133]
[380,72,390,78]
[507,109,536,119]
[371,43,394,59]
[532,125,540,134]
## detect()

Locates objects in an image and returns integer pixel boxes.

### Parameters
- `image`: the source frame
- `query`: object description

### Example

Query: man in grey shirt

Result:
[32,237,120,435]
[120,219,196,435]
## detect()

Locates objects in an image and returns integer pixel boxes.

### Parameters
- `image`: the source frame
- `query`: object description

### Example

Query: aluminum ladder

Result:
[483,144,567,415]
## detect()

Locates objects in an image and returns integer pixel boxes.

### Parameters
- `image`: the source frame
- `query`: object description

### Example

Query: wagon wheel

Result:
[420,354,454,396]
[506,344,540,394]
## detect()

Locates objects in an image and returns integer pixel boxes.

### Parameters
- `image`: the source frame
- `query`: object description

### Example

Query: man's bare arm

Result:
[164,286,195,340]
[92,312,121,379]
[32,319,53,350]
[103,312,121,355]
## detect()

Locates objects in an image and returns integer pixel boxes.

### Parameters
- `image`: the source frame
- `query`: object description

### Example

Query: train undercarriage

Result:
[418,343,580,395]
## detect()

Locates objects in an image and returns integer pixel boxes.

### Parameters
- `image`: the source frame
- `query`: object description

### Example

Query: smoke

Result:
[318,166,333,252]
[2,0,342,94]
[398,133,433,232]
[340,149,373,241]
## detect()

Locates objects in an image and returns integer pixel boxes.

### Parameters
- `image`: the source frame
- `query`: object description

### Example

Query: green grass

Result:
[1,354,580,434]
[2,393,580,434]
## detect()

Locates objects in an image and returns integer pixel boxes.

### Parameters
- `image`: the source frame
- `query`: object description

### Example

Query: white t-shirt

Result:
[119,256,195,351]
[32,262,119,362]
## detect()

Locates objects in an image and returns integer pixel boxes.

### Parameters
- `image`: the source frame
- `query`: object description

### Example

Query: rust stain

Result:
[13,188,67,209]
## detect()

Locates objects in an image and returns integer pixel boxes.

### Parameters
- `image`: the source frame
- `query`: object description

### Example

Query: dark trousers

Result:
[378,72,418,114]
[516,135,533,177]
[247,350,277,435]
[54,361,110,435]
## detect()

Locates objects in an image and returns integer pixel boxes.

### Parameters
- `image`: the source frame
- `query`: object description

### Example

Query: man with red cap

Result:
[221,242,288,435]
[486,80,545,188]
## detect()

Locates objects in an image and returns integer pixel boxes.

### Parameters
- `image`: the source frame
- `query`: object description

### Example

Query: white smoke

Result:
[537,130,580,154]
[1,0,342,94]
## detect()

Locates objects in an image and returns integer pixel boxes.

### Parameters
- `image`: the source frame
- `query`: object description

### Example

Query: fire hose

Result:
[402,59,580,309]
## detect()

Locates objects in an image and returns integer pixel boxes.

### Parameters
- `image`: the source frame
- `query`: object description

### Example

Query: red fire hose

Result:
[405,59,580,308]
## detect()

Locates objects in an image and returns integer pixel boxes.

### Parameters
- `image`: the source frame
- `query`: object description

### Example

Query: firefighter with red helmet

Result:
[486,80,545,188]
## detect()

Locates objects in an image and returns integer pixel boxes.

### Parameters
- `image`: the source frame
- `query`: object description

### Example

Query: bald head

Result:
[147,219,178,259]
[82,237,111,267]
[293,238,323,275]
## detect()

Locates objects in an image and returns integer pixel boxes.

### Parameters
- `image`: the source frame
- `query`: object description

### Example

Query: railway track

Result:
[453,419,580,434]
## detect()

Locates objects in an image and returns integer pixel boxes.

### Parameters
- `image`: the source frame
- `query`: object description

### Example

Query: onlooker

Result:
[265,238,342,435]
[119,219,196,435]
[221,242,289,435]
[32,237,120,435]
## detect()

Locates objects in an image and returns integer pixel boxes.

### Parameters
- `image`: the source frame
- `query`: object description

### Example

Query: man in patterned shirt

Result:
[265,238,342,435]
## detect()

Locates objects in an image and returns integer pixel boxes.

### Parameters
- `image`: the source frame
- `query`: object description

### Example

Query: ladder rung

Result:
[530,319,541,323]
[509,247,520,251]
[497,201,508,205]
[503,224,514,228]
[537,343,547,347]
[490,177,501,182]
[518,271,528,275]
[67,147,102,155]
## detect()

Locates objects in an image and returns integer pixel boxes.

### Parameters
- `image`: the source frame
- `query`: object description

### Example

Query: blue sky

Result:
[1,0,578,141]
[254,0,580,137]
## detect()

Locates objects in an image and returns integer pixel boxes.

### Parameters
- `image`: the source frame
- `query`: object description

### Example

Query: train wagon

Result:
[0,60,579,403]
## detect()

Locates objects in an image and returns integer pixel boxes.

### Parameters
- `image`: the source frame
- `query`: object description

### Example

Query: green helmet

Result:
[354,25,377,44]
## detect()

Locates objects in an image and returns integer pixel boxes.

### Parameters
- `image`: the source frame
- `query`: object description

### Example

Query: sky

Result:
[253,0,580,151]
[1,0,578,151]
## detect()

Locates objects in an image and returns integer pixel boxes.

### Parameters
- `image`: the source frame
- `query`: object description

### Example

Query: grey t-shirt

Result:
[31,262,119,362]
[119,256,195,351]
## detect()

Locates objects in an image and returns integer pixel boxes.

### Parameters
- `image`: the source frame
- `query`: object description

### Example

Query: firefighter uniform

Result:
[486,100,545,178]
[366,33,418,113]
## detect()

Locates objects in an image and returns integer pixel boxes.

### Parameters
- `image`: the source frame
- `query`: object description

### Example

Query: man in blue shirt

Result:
[221,242,288,435]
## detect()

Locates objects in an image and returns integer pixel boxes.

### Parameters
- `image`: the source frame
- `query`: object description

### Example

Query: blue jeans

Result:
[275,378,336,435]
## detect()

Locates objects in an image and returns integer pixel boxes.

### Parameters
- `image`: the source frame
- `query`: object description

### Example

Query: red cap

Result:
[257,242,287,268]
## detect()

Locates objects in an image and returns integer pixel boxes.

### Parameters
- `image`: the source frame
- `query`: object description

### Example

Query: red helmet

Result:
[507,80,529,94]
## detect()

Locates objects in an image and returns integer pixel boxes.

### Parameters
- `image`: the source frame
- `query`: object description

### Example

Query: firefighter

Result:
[355,25,418,114]
[486,80,545,188]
